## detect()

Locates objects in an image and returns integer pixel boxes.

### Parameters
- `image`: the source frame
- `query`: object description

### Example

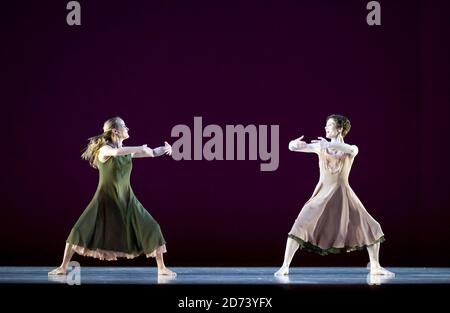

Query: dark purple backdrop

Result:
[1,0,449,267]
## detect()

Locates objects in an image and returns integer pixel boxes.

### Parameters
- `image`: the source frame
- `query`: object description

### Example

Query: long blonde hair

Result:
[81,117,123,169]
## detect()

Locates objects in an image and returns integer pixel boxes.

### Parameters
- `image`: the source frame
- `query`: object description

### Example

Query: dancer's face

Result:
[324,118,341,139]
[114,119,130,140]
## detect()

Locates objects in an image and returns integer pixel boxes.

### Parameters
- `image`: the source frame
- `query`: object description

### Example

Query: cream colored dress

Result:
[288,144,385,255]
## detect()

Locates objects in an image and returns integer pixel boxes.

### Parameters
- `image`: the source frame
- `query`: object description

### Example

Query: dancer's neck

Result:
[110,138,123,148]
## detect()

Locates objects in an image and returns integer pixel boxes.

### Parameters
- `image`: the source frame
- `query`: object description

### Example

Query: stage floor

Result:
[1,267,449,285]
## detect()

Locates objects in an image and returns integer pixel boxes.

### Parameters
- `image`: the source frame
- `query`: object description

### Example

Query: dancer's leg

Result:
[48,243,75,275]
[367,242,395,276]
[274,237,300,276]
[156,252,177,276]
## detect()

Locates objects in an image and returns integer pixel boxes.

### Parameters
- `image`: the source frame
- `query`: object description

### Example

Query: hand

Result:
[141,144,148,152]
[310,137,329,149]
[163,141,172,156]
[294,135,307,150]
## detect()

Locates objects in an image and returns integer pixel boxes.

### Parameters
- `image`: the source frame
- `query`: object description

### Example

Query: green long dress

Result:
[66,153,167,260]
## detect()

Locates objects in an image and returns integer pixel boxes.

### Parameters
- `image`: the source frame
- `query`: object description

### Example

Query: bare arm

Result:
[311,137,359,156]
[328,141,358,155]
[132,141,172,158]
[289,135,320,154]
[98,145,147,161]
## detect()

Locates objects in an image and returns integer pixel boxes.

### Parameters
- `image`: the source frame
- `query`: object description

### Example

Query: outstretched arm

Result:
[311,137,358,155]
[289,135,320,154]
[132,141,172,158]
[99,145,147,159]
[328,141,358,155]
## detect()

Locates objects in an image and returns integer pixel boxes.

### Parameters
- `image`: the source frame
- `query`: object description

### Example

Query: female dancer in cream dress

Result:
[275,114,394,276]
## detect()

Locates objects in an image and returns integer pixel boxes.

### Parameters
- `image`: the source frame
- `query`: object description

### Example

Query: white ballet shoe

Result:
[158,267,177,276]
[274,266,289,276]
[48,266,66,275]
[370,266,395,277]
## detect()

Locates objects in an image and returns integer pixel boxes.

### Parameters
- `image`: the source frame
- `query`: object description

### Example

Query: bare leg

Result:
[274,238,300,276]
[155,252,176,276]
[367,243,395,276]
[48,243,75,275]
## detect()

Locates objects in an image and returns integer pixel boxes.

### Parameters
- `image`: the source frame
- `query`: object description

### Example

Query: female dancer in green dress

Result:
[49,117,176,276]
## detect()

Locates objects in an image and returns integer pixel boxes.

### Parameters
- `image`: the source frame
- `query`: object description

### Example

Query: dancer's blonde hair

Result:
[81,117,123,168]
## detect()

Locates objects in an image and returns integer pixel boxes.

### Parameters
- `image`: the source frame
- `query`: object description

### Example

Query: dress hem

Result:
[68,243,167,261]
[287,234,385,256]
